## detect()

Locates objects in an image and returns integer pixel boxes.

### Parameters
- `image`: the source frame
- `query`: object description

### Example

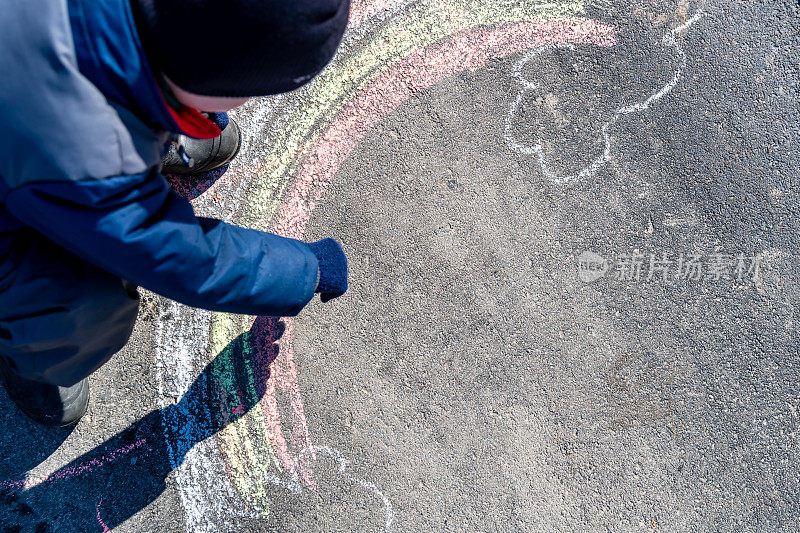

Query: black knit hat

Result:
[130,0,350,97]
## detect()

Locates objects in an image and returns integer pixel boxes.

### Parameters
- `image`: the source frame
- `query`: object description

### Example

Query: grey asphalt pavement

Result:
[1,1,799,531]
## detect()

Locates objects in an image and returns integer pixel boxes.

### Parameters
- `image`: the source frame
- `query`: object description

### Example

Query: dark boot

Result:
[0,357,89,428]
[161,116,241,176]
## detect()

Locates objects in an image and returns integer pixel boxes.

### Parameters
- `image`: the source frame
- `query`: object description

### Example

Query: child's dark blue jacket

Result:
[0,0,321,318]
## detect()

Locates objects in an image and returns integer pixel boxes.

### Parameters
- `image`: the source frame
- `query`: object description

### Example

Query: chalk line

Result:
[266,445,395,529]
[505,11,704,185]
[301,445,395,530]
[155,302,247,532]
[0,438,150,495]
[222,445,394,528]
[96,498,111,533]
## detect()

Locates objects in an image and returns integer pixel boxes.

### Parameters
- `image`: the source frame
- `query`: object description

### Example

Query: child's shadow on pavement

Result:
[0,315,285,531]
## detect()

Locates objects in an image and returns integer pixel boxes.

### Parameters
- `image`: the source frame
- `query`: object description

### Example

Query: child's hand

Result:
[307,238,348,302]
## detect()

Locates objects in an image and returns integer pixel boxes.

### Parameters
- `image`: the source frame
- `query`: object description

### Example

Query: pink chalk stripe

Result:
[0,438,149,492]
[273,320,316,486]
[96,497,111,532]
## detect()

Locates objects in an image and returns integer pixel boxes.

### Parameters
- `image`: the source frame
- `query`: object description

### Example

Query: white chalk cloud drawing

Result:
[263,445,396,530]
[505,11,704,185]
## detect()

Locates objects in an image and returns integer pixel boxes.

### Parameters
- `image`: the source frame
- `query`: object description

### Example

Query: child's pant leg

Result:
[0,229,140,387]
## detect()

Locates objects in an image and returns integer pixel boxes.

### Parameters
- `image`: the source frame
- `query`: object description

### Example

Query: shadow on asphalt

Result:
[0,315,285,530]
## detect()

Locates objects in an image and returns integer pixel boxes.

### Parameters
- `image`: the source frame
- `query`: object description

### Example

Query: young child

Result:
[0,0,351,427]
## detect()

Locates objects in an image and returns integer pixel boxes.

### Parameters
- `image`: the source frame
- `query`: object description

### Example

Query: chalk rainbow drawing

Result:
[150,4,618,532]
[505,10,704,184]
[153,0,618,530]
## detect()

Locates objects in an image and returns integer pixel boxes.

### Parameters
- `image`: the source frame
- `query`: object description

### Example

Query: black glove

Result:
[307,238,348,302]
